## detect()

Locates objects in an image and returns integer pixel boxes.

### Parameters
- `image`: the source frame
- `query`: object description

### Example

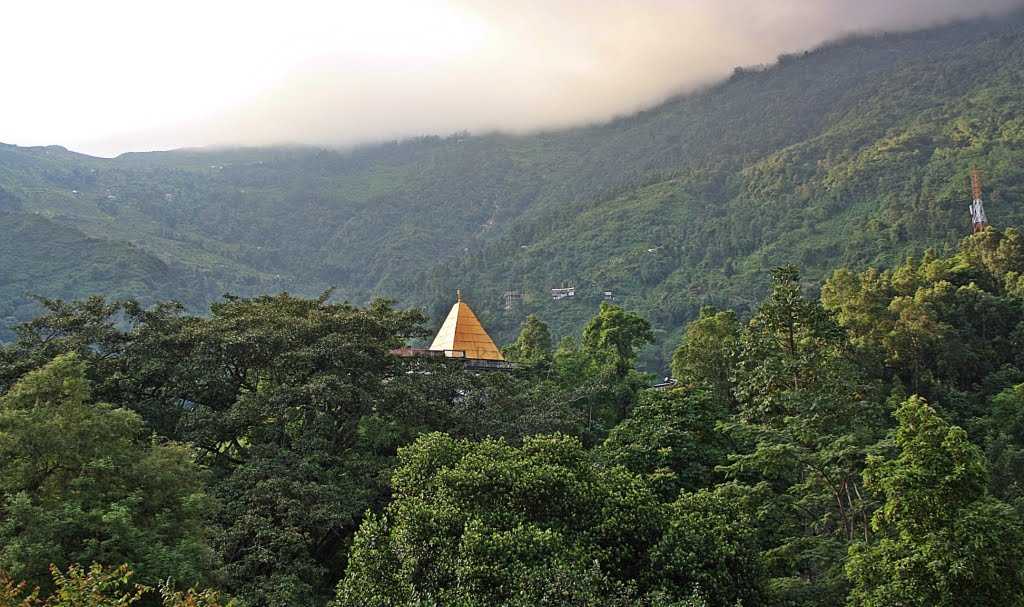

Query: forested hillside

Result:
[4,13,1024,364]
[0,210,204,325]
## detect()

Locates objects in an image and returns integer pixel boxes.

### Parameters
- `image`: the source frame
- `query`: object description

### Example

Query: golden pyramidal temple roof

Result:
[429,290,505,361]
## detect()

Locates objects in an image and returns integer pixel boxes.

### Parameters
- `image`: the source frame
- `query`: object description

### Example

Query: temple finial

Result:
[456,289,462,303]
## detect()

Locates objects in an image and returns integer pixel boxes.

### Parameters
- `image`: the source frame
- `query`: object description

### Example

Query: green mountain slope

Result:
[434,22,1024,358]
[3,13,1024,364]
[0,209,203,336]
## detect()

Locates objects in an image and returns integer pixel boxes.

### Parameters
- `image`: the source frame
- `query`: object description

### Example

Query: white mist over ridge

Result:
[3,0,1022,157]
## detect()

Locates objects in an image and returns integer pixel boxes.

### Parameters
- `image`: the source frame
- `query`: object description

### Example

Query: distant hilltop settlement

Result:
[393,166,996,381]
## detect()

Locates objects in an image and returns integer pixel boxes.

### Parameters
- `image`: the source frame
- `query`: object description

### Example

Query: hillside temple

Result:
[392,290,513,370]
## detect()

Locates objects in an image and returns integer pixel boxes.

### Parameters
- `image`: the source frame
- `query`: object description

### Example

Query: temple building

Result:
[392,291,513,370]
[429,290,505,361]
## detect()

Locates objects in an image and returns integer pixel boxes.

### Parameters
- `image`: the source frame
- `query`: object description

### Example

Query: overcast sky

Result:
[3,0,1022,157]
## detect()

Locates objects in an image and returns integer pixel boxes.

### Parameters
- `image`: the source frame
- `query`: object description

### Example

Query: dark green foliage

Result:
[651,489,763,607]
[582,303,654,378]
[724,266,885,605]
[333,433,763,607]
[0,297,135,394]
[670,307,741,408]
[502,314,552,366]
[4,227,1024,606]
[492,306,661,441]
[599,388,729,500]
[166,294,429,605]
[415,368,585,442]
[846,396,1024,607]
[578,302,654,421]
[985,383,1024,513]
[822,228,1024,423]
[0,293,590,606]
[733,266,867,426]
[0,355,215,594]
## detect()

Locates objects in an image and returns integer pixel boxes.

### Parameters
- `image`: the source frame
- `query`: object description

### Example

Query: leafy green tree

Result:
[582,303,654,380]
[1,292,593,604]
[651,488,764,606]
[502,315,553,366]
[333,432,762,607]
[958,227,1024,289]
[984,383,1024,513]
[0,297,134,399]
[599,388,730,500]
[0,296,207,439]
[725,266,884,605]
[167,294,427,606]
[0,354,215,594]
[429,369,585,442]
[820,267,894,377]
[823,229,1024,418]
[670,307,741,409]
[0,563,234,607]
[846,396,1024,607]
[334,433,660,606]
[572,303,655,424]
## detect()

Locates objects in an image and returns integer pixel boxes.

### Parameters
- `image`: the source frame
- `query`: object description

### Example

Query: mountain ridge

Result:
[4,11,1024,368]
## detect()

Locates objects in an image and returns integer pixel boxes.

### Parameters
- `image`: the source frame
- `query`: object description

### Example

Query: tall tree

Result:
[670,306,741,409]
[582,303,654,380]
[599,388,730,500]
[169,294,427,606]
[0,354,215,593]
[0,297,134,398]
[503,314,553,367]
[984,383,1024,513]
[847,396,1024,607]
[725,266,884,605]
[578,303,655,422]
[333,432,762,607]
[822,229,1024,417]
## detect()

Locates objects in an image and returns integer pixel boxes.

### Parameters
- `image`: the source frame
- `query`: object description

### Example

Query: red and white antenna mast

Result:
[969,167,989,234]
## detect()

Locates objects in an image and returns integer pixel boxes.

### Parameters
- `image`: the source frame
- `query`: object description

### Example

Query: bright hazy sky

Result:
[3,0,1022,157]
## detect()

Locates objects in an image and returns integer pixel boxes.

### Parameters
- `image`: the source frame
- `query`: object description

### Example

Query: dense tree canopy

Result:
[2,229,1024,606]
[5,13,1024,605]
[502,314,553,366]
[333,432,762,607]
[670,307,740,409]
[598,388,730,500]
[0,354,214,594]
[847,396,1024,607]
